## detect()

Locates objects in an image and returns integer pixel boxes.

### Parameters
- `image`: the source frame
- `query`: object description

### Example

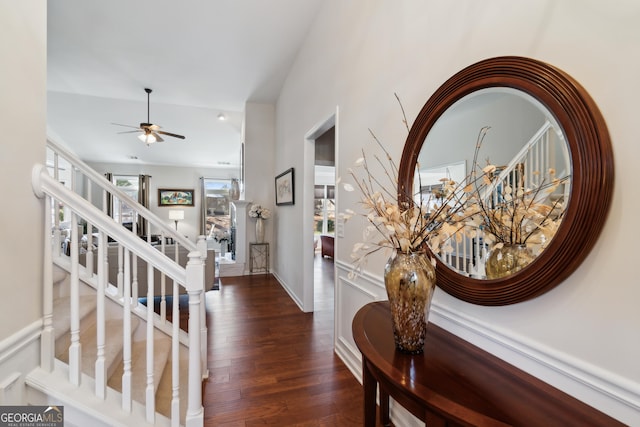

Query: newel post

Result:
[185,251,204,427]
[196,236,209,379]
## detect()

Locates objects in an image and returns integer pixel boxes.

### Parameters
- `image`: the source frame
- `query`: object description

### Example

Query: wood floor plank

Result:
[202,255,389,426]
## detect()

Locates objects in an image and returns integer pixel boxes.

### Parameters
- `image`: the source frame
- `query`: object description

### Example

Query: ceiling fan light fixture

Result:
[138,132,157,145]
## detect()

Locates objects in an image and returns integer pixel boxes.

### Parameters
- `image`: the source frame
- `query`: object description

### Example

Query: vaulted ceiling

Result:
[47,0,323,168]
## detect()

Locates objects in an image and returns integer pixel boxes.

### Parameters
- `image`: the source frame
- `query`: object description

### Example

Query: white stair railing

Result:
[446,121,569,278]
[47,137,208,370]
[32,164,204,427]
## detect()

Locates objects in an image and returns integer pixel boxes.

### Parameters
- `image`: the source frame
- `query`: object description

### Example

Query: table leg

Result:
[362,358,377,427]
[380,388,390,426]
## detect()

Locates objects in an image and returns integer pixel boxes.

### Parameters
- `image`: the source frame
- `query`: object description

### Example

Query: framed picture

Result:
[158,188,195,206]
[275,168,294,206]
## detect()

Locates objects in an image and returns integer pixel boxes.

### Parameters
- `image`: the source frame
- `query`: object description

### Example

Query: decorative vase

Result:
[384,251,436,354]
[229,179,240,201]
[219,241,227,258]
[485,244,535,279]
[255,217,265,243]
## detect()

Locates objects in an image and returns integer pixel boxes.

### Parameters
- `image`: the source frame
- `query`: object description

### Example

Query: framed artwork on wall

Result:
[275,168,294,206]
[158,188,195,206]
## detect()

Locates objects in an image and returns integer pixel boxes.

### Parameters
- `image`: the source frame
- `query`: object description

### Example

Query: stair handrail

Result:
[480,120,560,201]
[33,163,191,285]
[46,137,196,252]
[34,163,204,425]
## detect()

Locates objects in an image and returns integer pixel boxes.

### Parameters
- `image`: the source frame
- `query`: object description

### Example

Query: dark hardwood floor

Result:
[201,254,386,426]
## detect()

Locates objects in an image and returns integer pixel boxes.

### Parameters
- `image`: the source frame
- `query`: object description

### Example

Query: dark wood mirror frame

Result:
[398,56,614,305]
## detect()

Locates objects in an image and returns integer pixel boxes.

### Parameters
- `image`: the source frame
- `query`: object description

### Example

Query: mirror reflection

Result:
[416,88,572,279]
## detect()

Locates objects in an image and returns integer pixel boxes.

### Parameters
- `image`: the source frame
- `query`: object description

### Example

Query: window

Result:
[112,175,139,225]
[314,185,335,236]
[202,178,233,237]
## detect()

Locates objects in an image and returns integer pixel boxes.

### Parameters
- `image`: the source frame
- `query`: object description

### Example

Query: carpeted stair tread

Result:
[107,336,172,406]
[53,295,97,341]
[52,265,68,286]
[155,342,188,421]
[56,317,141,382]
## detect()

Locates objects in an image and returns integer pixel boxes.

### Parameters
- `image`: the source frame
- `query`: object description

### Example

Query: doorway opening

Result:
[302,110,337,313]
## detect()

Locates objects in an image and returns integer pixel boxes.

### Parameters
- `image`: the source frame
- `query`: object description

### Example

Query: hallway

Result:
[202,255,382,426]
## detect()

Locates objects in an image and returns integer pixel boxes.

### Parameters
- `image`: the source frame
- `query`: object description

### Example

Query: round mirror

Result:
[417,87,572,279]
[398,56,614,305]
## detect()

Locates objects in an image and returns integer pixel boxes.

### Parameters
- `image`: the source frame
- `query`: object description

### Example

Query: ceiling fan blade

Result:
[148,124,161,131]
[117,130,142,134]
[112,122,140,129]
[151,132,164,143]
[157,130,186,140]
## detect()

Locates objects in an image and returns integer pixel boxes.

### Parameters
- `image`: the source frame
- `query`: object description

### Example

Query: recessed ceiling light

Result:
[217,113,226,121]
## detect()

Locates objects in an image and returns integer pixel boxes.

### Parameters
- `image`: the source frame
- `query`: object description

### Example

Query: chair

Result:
[320,235,334,259]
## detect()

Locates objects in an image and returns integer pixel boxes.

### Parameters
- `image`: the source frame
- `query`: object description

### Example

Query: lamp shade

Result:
[169,210,184,221]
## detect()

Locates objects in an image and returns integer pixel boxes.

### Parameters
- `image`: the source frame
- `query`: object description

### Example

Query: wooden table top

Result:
[352,301,624,427]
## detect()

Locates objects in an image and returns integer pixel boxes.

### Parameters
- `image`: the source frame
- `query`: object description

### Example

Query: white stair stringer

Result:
[25,360,172,427]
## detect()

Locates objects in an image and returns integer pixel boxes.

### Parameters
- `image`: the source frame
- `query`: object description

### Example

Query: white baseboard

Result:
[270,270,304,311]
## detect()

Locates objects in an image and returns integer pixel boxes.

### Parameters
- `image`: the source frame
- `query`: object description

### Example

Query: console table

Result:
[352,301,623,427]
[249,242,269,274]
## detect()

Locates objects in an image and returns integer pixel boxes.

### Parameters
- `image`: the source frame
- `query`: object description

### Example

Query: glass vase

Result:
[384,251,436,354]
[229,179,240,201]
[485,244,535,279]
[255,217,265,243]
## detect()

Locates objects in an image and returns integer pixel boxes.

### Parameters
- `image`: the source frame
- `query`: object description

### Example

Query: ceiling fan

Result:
[112,88,186,146]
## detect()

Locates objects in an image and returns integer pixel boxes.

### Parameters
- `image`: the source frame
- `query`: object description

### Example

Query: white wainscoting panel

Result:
[331,260,639,425]
[334,260,386,379]
[430,302,640,425]
[0,320,41,405]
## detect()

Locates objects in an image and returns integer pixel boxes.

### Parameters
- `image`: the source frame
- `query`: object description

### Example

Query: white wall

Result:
[0,0,47,402]
[0,2,46,339]
[243,102,276,271]
[275,0,640,424]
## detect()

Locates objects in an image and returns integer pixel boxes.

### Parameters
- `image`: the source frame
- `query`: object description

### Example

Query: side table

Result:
[249,242,269,273]
[352,301,624,427]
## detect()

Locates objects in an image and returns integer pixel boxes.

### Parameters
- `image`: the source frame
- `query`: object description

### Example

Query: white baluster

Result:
[117,244,124,297]
[117,202,124,296]
[85,177,94,275]
[160,238,167,322]
[171,276,180,427]
[146,257,155,423]
[122,248,132,412]
[41,195,54,372]
[197,236,209,379]
[95,230,106,399]
[132,255,138,307]
[185,252,204,427]
[69,211,81,386]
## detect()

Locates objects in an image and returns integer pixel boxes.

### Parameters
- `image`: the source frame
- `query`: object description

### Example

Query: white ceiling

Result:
[47,0,323,168]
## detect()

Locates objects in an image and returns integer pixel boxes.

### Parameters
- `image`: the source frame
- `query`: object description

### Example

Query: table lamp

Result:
[169,209,184,231]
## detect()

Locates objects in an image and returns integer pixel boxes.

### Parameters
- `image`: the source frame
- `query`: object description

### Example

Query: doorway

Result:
[302,109,338,313]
